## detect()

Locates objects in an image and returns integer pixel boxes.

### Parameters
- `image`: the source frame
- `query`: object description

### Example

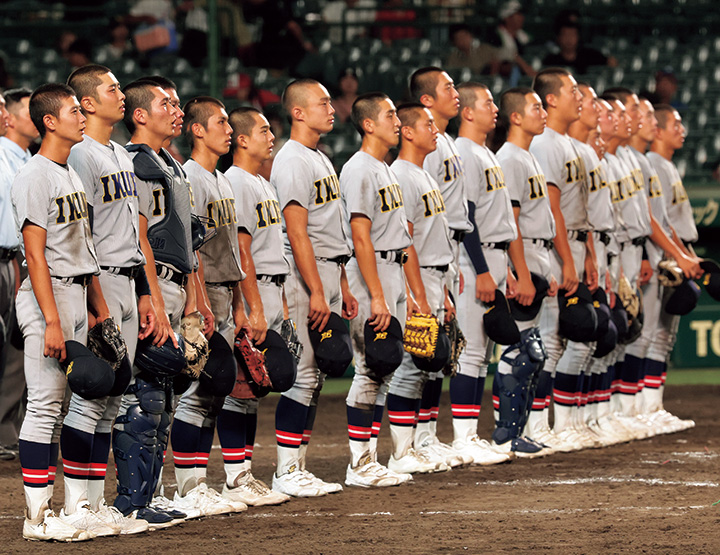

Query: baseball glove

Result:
[658,260,684,288]
[617,276,640,320]
[231,329,273,399]
[180,311,210,379]
[442,317,467,377]
[87,317,127,372]
[281,318,303,365]
[403,313,439,359]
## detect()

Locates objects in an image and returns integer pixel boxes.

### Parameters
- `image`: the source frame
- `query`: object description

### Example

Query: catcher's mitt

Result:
[180,311,209,379]
[87,317,127,372]
[658,260,684,288]
[231,329,273,399]
[403,313,439,359]
[442,317,466,377]
[281,318,303,365]
[617,276,640,319]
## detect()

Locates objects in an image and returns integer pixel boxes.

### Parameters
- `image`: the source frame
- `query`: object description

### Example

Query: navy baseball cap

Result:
[610,302,629,339]
[308,312,353,377]
[508,272,550,322]
[200,333,237,397]
[412,325,451,372]
[593,317,618,358]
[700,260,720,301]
[62,340,116,400]
[364,316,404,378]
[108,354,132,397]
[256,329,297,393]
[665,278,701,315]
[558,283,598,342]
[484,290,521,345]
[592,288,611,340]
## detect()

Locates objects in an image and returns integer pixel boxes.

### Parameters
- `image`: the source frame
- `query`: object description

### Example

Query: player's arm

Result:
[231,282,251,338]
[134,269,156,340]
[87,276,112,323]
[22,223,66,361]
[402,221,431,316]
[506,206,535,305]
[237,229,267,343]
[339,264,358,320]
[191,256,215,338]
[12,257,20,296]
[647,202,701,278]
[442,284,455,323]
[350,214,392,331]
[138,214,176,347]
[584,232,599,291]
[284,201,331,331]
[463,201,495,303]
[547,184,578,295]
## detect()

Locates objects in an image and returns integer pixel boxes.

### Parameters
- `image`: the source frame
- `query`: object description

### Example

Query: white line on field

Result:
[480,476,719,488]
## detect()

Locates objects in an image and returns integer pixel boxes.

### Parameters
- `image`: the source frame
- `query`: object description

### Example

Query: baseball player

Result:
[495,87,559,455]
[410,67,473,453]
[271,79,357,498]
[342,92,415,487]
[12,83,100,542]
[60,64,153,536]
[385,102,466,474]
[221,106,291,505]
[170,96,250,512]
[528,68,595,452]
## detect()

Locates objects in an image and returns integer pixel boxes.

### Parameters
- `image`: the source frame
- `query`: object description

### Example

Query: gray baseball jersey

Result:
[423,132,473,233]
[604,152,644,242]
[456,137,517,243]
[68,136,145,267]
[271,139,351,258]
[628,147,669,233]
[646,151,698,243]
[11,155,99,276]
[340,151,411,251]
[571,138,614,233]
[529,127,589,231]
[496,141,556,241]
[225,165,290,276]
[391,159,453,266]
[617,145,653,237]
[184,159,244,283]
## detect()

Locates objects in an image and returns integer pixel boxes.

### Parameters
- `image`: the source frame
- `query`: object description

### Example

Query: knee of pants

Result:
[63,394,109,435]
[21,389,67,444]
[281,369,323,407]
[455,357,488,379]
[555,340,594,376]
[174,381,214,428]
[388,358,427,399]
[347,373,384,409]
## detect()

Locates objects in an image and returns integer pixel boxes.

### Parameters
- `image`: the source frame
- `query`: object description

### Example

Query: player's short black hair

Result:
[532,67,571,109]
[457,82,490,112]
[182,96,226,148]
[29,83,76,138]
[122,78,163,134]
[3,87,32,112]
[396,102,427,130]
[282,78,322,116]
[499,86,535,123]
[229,107,263,153]
[141,75,177,92]
[653,103,678,129]
[603,87,635,105]
[350,92,389,137]
[67,64,112,106]
[410,66,444,102]
[599,93,622,108]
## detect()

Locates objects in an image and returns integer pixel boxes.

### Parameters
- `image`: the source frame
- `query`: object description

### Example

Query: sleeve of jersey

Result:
[460,151,481,206]
[14,170,50,230]
[273,157,312,210]
[654,164,673,212]
[234,181,258,237]
[462,201,489,275]
[398,175,422,225]
[135,178,155,220]
[530,143,563,188]
[68,148,98,206]
[500,157,524,208]
[189,176,206,218]
[341,166,375,220]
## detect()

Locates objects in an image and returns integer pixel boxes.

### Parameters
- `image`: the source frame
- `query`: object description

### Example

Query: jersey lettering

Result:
[587,167,606,193]
[528,174,547,200]
[629,168,644,194]
[671,181,688,205]
[647,175,663,198]
[564,158,583,184]
[206,198,238,228]
[442,155,463,183]
[312,174,340,205]
[609,179,622,204]
[378,183,404,213]
[255,199,282,229]
[151,189,163,216]
[100,171,138,203]
[55,191,90,224]
[420,188,446,218]
[483,166,506,192]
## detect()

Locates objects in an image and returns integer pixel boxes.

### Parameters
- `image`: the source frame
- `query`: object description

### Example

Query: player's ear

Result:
[461,105,473,122]
[545,93,558,110]
[80,96,96,115]
[133,107,147,126]
[362,117,374,135]
[510,111,522,126]
[419,93,434,109]
[191,122,205,139]
[400,124,412,141]
[237,134,248,149]
[291,106,304,123]
[42,113,56,133]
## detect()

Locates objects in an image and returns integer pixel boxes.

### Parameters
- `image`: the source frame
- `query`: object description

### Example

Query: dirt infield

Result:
[1,384,719,554]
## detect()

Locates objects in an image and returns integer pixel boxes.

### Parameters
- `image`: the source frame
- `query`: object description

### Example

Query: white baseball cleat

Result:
[452,435,513,465]
[345,461,412,488]
[223,471,290,506]
[418,437,472,467]
[173,483,239,516]
[95,500,149,535]
[272,470,328,498]
[24,508,96,542]
[59,502,118,537]
[388,448,449,474]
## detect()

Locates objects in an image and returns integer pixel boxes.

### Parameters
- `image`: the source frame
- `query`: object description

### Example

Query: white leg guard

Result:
[452,417,478,444]
[390,424,415,460]
[277,446,300,477]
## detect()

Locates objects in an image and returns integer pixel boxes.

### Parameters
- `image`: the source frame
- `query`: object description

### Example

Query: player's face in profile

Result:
[14,97,40,141]
[578,86,599,129]
[613,101,631,140]
[472,87,498,133]
[597,100,617,140]
[94,72,125,124]
[147,86,176,140]
[557,74,582,121]
[247,113,275,162]
[165,88,184,138]
[663,110,686,150]
[203,105,233,156]
[303,83,335,134]
[521,92,547,136]
[0,95,9,136]
[624,93,642,134]
[638,100,657,143]
[55,95,86,144]
[411,108,438,153]
[432,72,460,120]
[588,127,605,158]
[372,98,401,147]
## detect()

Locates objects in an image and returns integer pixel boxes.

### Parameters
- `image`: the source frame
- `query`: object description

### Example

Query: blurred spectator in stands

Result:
[323,0,377,43]
[375,0,422,46]
[223,72,281,110]
[488,1,536,83]
[179,1,208,67]
[641,69,687,111]
[67,39,93,69]
[542,20,617,74]
[332,69,359,124]
[58,30,78,61]
[446,24,499,75]
[0,54,12,89]
[97,19,134,62]
[125,0,179,57]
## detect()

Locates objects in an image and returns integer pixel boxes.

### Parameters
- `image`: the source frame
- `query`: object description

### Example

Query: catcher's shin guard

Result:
[113,378,166,514]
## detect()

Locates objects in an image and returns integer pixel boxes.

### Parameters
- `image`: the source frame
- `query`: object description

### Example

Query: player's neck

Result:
[131,129,166,153]
[83,117,114,146]
[397,145,428,168]
[605,137,620,154]
[360,135,390,162]
[232,153,262,177]
[458,123,487,147]
[38,135,74,165]
[430,111,449,134]
[628,135,648,153]
[191,146,220,173]
[506,128,532,151]
[3,131,31,152]
[290,125,321,150]
[567,122,589,143]
[650,142,674,161]
[546,114,570,135]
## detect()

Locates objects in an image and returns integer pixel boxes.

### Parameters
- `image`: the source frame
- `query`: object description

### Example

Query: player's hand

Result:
[234,307,253,339]
[443,293,456,323]
[458,270,465,296]
[308,291,331,332]
[506,269,518,299]
[407,295,420,317]
[137,295,156,340]
[369,295,392,332]
[341,289,359,320]
[677,255,703,280]
[415,296,432,316]
[197,303,215,339]
[44,320,66,362]
[561,263,579,296]
[475,272,497,304]
[514,273,537,306]
[87,312,97,330]
[548,275,559,297]
[248,309,268,344]
[584,255,599,292]
[638,259,653,286]
[152,301,177,348]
